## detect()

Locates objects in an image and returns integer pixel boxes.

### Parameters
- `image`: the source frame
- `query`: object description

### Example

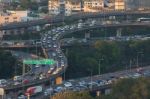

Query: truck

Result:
[25,86,43,96]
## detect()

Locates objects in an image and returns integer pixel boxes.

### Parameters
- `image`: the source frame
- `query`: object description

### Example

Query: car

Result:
[35,65,40,68]
[18,95,26,99]
[79,81,86,86]
[59,55,63,58]
[48,70,52,74]
[48,44,52,48]
[56,49,61,53]
[64,82,72,87]
[54,87,63,93]
[48,36,52,39]
[53,44,57,48]
[13,76,22,81]
[46,88,53,93]
[0,79,7,85]
[52,52,56,56]
[14,81,20,85]
[96,80,105,86]
[61,62,64,67]
[52,38,56,41]
[132,73,141,78]
[23,79,29,84]
[44,91,48,96]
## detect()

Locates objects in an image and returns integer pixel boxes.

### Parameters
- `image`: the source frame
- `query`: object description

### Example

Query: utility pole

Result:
[136,51,143,68]
[90,69,93,90]
[98,58,104,75]
[130,59,132,72]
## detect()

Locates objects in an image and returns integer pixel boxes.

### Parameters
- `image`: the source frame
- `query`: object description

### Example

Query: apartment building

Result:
[48,0,82,15]
[84,0,104,11]
[0,10,28,25]
[48,0,60,15]
[115,0,125,10]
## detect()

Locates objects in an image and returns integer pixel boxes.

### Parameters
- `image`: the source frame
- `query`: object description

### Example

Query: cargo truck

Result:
[25,86,43,96]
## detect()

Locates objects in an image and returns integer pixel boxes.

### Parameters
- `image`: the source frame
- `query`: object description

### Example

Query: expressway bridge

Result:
[0,10,150,31]
[0,10,149,38]
[0,22,150,50]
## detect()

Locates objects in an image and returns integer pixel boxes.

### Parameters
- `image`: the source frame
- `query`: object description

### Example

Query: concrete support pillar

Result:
[13,29,18,35]
[105,89,111,95]
[85,32,90,39]
[51,80,55,86]
[126,15,132,22]
[5,30,11,35]
[20,28,25,34]
[116,28,122,37]
[0,30,4,39]
[96,91,101,96]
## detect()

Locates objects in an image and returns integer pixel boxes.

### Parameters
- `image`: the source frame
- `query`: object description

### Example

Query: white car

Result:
[79,81,86,86]
[13,76,22,81]
[53,44,57,48]
[14,81,20,85]
[52,52,56,56]
[64,82,72,87]
[18,95,26,99]
[0,79,7,85]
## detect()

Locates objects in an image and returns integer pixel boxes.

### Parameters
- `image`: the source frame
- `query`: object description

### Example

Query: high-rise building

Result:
[48,0,60,15]
[125,0,150,10]
[115,0,125,10]
[48,0,82,16]
[84,0,104,12]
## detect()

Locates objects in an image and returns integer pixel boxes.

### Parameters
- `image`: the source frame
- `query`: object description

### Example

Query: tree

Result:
[52,91,93,99]
[0,50,17,78]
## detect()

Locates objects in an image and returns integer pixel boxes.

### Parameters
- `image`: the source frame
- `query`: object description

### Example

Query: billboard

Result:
[23,59,55,65]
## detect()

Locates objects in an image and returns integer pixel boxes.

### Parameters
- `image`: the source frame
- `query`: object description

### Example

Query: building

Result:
[84,0,104,12]
[115,0,125,10]
[0,10,28,25]
[65,0,82,15]
[125,0,150,10]
[48,0,60,15]
[48,0,82,16]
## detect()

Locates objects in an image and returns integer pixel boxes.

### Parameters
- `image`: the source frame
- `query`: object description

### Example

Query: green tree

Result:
[52,91,93,99]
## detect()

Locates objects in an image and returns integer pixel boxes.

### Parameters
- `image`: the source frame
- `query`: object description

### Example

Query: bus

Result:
[137,17,150,22]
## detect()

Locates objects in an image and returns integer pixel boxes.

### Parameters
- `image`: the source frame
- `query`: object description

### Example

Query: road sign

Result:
[23,59,55,65]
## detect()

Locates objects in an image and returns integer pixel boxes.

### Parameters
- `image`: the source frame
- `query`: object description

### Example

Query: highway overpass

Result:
[0,10,150,30]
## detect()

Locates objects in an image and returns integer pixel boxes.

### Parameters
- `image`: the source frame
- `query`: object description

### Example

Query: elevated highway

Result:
[0,22,149,50]
[0,10,150,30]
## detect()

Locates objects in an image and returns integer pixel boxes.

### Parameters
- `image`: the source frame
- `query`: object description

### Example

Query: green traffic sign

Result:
[23,59,55,65]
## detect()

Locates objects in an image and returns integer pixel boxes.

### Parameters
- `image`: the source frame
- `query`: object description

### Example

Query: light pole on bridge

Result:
[98,57,104,75]
[136,51,144,68]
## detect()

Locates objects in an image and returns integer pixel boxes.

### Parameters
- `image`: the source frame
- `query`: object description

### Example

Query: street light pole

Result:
[98,58,104,75]
[136,52,143,68]
[130,59,132,72]
[90,69,93,90]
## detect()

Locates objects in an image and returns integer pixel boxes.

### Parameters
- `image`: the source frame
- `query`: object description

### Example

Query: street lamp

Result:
[90,69,93,90]
[129,59,132,72]
[98,57,104,75]
[136,51,143,68]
